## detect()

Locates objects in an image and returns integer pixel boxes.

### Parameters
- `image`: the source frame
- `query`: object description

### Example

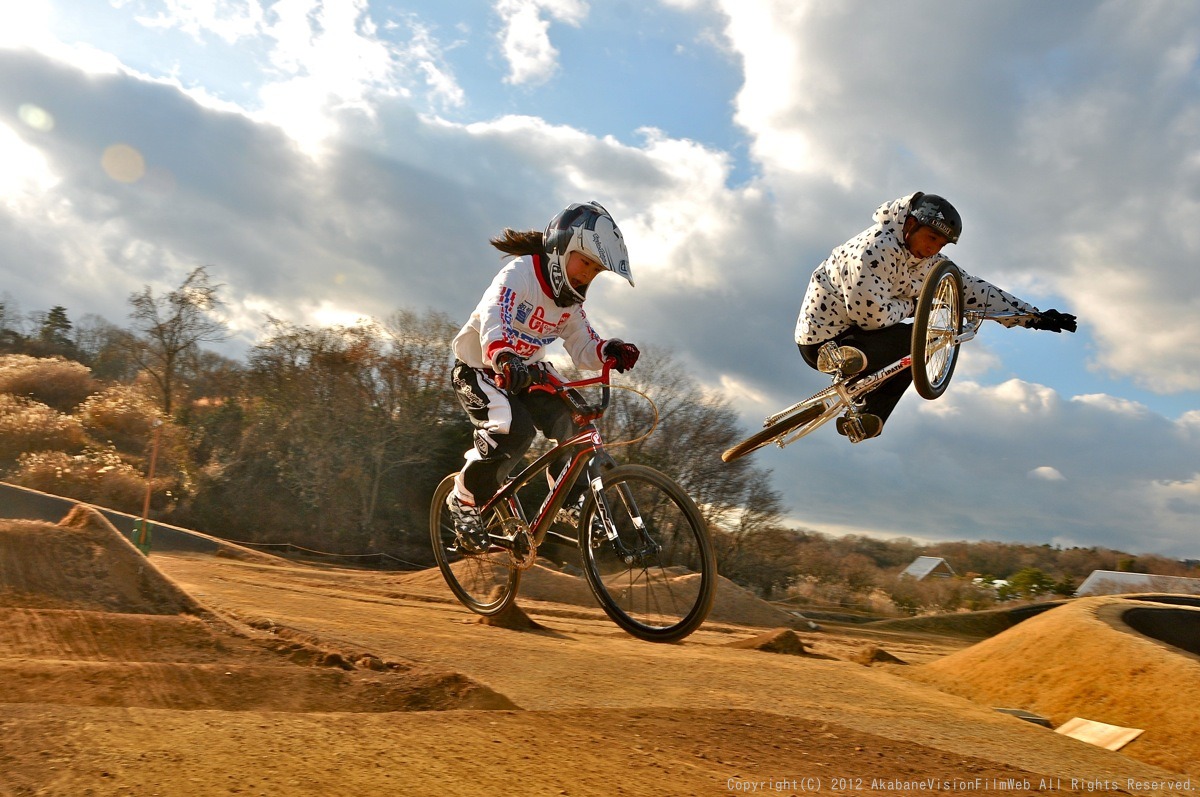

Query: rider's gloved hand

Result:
[494,351,532,392]
[602,339,640,373]
[1027,309,1078,333]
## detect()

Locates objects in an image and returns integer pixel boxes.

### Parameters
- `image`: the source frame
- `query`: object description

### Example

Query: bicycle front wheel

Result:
[579,465,716,642]
[912,260,964,399]
[429,474,521,616]
[721,401,826,462]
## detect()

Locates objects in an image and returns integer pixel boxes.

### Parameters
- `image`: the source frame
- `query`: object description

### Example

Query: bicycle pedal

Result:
[815,343,841,374]
[816,344,867,377]
[837,415,865,443]
[836,413,881,443]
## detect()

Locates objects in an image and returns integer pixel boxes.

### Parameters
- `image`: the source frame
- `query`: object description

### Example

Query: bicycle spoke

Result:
[429,475,520,616]
[580,465,715,642]
[912,262,964,399]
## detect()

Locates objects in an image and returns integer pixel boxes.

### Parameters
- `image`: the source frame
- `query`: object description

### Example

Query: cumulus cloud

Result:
[2,1,1198,558]
[120,0,464,152]
[758,376,1200,556]
[0,0,55,50]
[698,0,1200,395]
[494,0,588,86]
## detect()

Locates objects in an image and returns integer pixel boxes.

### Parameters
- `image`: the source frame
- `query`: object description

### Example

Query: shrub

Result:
[78,386,194,498]
[0,394,88,468]
[78,385,163,452]
[0,354,97,411]
[10,447,149,513]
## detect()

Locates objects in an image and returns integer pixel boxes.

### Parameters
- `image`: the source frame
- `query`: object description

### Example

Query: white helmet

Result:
[543,201,633,306]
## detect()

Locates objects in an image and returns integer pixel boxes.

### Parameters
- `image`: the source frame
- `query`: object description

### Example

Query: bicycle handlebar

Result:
[979,310,1038,322]
[533,358,615,419]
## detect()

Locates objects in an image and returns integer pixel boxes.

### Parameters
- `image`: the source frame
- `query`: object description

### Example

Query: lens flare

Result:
[17,104,54,132]
[101,144,146,183]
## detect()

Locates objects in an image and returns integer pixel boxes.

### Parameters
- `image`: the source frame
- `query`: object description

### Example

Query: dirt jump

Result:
[2,506,1198,796]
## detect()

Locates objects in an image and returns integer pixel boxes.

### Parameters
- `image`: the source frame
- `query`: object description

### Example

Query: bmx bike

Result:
[722,261,1039,462]
[430,360,717,643]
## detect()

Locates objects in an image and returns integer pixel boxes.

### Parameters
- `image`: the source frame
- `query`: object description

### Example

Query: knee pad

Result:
[472,428,504,461]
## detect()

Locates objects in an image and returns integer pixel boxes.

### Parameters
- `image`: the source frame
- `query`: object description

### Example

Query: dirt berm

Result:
[1,506,1196,796]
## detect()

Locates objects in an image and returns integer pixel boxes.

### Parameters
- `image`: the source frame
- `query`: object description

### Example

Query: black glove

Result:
[1027,309,1078,333]
[493,351,532,392]
[602,339,640,373]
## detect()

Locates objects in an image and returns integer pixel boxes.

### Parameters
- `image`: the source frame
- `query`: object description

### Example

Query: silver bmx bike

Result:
[722,261,1039,461]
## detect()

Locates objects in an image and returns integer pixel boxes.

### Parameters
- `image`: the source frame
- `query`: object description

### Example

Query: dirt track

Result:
[2,507,1198,796]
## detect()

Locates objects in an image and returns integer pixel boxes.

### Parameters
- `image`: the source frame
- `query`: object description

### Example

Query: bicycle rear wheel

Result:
[429,474,521,616]
[579,465,716,642]
[912,260,964,399]
[721,400,826,462]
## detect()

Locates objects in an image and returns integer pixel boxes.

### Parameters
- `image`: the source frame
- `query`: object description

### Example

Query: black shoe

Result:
[836,413,882,442]
[446,493,490,553]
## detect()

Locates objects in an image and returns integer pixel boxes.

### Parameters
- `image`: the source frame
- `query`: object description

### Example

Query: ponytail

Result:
[489,228,544,258]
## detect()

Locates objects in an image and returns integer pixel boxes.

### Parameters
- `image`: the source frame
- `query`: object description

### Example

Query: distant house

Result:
[1075,570,1200,597]
[901,556,957,580]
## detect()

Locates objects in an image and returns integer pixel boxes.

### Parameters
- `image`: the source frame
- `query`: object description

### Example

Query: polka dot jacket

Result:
[795,194,1038,346]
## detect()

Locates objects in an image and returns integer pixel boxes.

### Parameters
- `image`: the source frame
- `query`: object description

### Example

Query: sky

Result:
[1,0,1198,559]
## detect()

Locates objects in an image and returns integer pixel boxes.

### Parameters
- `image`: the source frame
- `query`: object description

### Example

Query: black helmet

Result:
[909,193,961,244]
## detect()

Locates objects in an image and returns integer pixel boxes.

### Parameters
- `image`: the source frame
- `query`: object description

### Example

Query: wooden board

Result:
[1055,717,1144,751]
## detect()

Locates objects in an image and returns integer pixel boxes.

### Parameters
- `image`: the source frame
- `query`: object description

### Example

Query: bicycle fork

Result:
[582,460,662,566]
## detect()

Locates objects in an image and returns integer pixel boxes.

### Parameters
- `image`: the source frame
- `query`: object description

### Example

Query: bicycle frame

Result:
[764,309,1036,450]
[475,361,633,558]
[435,359,715,640]
[482,423,613,551]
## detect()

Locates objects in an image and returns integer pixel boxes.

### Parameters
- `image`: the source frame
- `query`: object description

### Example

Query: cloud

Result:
[0,121,58,199]
[697,0,1200,397]
[494,0,588,86]
[759,377,1200,557]
[121,0,465,153]
[0,47,757,354]
[131,0,264,43]
[1028,466,1065,482]
[0,0,55,50]
[2,2,1198,560]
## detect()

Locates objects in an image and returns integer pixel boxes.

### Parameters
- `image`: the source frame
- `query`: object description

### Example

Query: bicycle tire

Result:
[912,260,964,400]
[578,464,716,642]
[429,474,521,616]
[721,402,825,463]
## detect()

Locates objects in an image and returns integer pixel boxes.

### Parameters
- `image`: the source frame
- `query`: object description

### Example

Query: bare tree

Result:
[242,309,460,544]
[596,345,787,535]
[126,266,228,415]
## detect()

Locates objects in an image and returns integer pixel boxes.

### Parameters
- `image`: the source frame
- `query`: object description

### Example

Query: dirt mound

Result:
[0,657,518,712]
[403,560,806,629]
[472,593,557,634]
[852,645,908,666]
[508,560,600,607]
[907,596,1200,777]
[726,627,811,655]
[0,506,518,714]
[0,507,205,615]
[707,575,812,628]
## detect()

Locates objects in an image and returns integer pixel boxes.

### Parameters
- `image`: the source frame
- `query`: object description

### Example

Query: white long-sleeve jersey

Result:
[795,194,1038,346]
[452,254,607,371]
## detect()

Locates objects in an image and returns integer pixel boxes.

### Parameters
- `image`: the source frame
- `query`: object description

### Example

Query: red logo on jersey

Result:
[528,305,568,334]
